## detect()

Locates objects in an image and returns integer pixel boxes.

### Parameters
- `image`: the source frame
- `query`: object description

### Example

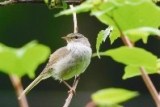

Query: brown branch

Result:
[0,0,83,6]
[10,75,29,107]
[140,67,160,107]
[69,5,78,33]
[63,77,80,107]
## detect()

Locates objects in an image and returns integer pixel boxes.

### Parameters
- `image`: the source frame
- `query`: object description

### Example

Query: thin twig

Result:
[0,0,82,6]
[121,35,133,48]
[140,67,160,107]
[10,75,29,107]
[62,4,79,107]
[69,5,78,33]
[63,77,80,107]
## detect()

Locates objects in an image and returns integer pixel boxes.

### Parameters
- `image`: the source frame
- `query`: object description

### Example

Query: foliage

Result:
[0,0,159,106]
[0,41,50,78]
[57,0,160,43]
[96,27,113,58]
[92,88,139,107]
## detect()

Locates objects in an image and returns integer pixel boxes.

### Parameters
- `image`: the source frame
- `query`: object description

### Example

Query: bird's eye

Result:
[75,36,78,39]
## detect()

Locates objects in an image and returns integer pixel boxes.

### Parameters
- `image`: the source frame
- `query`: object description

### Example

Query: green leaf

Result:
[0,41,51,78]
[92,10,120,44]
[124,27,160,43]
[55,0,94,17]
[109,27,120,44]
[123,65,157,79]
[105,46,157,68]
[96,27,113,58]
[157,59,160,71]
[112,0,160,30]
[92,88,139,106]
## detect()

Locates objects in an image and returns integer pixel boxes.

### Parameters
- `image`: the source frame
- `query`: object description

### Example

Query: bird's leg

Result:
[62,81,76,94]
[68,76,80,94]
[62,81,72,89]
[73,75,80,85]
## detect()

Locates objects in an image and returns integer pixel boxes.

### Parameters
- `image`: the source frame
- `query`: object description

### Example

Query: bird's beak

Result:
[61,36,67,40]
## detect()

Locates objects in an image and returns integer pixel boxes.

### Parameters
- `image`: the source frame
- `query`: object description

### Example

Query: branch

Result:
[10,75,29,107]
[62,4,79,107]
[0,0,83,6]
[69,5,78,33]
[63,77,80,107]
[140,67,160,107]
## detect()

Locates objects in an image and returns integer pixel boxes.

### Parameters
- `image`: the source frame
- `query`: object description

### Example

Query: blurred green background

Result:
[0,3,160,107]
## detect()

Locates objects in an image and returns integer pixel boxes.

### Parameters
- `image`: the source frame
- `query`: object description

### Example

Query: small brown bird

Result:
[19,33,92,99]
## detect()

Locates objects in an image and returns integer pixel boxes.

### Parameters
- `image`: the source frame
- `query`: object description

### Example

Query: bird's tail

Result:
[18,74,43,100]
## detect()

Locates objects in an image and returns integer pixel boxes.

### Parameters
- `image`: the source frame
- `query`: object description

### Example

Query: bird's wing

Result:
[19,47,70,99]
[41,46,70,74]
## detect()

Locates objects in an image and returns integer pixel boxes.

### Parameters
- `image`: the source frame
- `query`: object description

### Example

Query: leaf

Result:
[92,88,139,106]
[20,41,51,78]
[55,0,94,17]
[157,59,160,70]
[123,65,157,79]
[92,10,120,44]
[0,41,51,78]
[124,27,160,43]
[105,46,157,68]
[109,27,120,44]
[112,0,160,30]
[96,27,113,58]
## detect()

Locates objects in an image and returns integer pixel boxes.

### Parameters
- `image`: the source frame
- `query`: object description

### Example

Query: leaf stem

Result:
[9,75,29,107]
[140,67,160,107]
[92,52,106,58]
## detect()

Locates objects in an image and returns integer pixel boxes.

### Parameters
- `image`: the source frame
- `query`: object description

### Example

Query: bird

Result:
[19,33,92,99]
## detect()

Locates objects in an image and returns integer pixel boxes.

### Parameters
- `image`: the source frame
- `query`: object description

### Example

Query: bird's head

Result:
[61,33,90,47]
